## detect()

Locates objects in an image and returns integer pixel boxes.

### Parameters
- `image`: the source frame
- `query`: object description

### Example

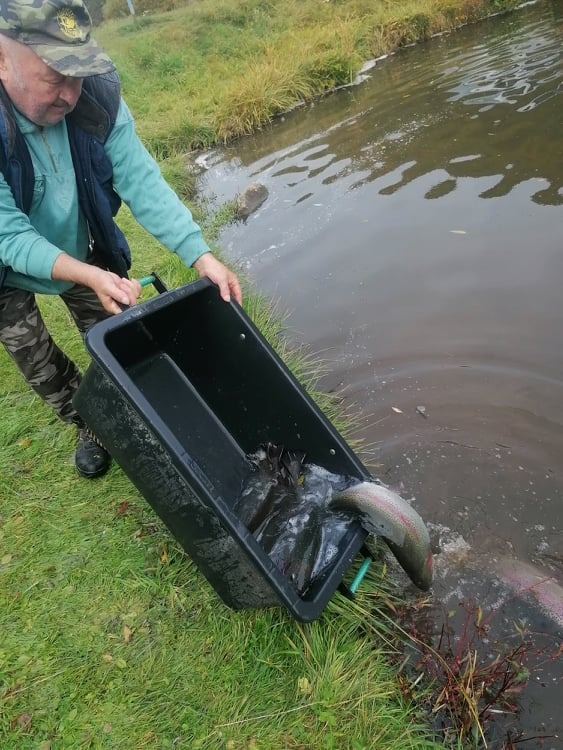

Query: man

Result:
[0,0,242,478]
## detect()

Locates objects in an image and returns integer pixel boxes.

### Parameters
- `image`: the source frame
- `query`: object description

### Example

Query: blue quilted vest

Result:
[0,71,131,288]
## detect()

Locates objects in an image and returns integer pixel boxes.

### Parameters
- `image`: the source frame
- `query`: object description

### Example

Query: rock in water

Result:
[236,182,269,220]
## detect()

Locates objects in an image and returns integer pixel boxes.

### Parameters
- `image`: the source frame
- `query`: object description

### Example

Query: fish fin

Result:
[280,449,307,487]
[264,442,285,474]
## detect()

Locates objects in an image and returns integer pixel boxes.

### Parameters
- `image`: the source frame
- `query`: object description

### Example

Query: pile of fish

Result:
[235,443,433,595]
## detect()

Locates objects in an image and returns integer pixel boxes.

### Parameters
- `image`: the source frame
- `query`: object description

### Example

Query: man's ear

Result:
[0,44,7,77]
[0,38,16,79]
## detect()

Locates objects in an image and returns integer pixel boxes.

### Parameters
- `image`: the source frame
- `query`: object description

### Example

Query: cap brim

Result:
[30,37,115,77]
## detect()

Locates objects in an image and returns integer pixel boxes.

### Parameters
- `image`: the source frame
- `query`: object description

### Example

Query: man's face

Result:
[0,40,83,127]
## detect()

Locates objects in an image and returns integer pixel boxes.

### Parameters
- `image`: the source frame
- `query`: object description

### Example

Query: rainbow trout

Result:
[330,482,433,591]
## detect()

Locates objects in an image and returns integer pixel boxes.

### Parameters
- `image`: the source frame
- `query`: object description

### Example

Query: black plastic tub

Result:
[73,279,371,621]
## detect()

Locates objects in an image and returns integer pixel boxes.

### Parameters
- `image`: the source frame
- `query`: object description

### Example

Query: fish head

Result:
[413,549,434,591]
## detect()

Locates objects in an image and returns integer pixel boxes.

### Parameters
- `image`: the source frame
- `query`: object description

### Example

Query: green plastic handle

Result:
[138,275,155,287]
[349,557,371,595]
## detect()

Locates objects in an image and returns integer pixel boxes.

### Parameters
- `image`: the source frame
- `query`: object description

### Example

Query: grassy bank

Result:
[1,1,528,747]
[96,0,521,157]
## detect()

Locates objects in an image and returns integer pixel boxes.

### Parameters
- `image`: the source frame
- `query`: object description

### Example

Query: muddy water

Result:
[199,1,562,742]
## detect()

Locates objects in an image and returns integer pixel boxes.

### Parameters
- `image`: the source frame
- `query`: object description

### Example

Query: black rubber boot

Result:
[75,426,111,478]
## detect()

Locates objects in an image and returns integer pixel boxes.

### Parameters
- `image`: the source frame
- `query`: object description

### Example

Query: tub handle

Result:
[338,545,375,599]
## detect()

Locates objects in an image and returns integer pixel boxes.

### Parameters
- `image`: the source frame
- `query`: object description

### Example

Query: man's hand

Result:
[93,272,141,314]
[193,252,242,305]
[52,253,141,314]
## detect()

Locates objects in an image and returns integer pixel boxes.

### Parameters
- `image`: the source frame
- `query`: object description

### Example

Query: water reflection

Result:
[205,3,562,207]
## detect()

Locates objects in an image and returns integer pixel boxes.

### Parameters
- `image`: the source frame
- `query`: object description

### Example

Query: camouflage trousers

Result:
[0,284,110,424]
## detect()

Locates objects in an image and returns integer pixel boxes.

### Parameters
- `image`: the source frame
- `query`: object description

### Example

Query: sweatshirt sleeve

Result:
[104,100,211,268]
[0,175,62,279]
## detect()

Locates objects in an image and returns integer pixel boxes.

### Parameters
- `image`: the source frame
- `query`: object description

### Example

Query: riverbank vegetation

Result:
[95,0,521,157]
[1,0,530,747]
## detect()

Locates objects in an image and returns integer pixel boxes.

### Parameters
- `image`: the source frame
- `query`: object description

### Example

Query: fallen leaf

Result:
[101,654,113,663]
[115,658,127,669]
[1,554,13,565]
[123,625,133,643]
[18,437,32,448]
[103,723,112,734]
[117,501,130,515]
[298,676,312,695]
[10,712,32,732]
[391,406,403,414]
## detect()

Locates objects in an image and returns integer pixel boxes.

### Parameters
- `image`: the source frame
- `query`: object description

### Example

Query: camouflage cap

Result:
[0,0,115,77]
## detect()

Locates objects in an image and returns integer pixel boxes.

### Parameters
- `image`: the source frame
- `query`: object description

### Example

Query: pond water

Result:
[199,1,562,743]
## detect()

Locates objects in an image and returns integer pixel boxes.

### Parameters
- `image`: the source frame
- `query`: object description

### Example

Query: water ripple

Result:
[439,15,562,112]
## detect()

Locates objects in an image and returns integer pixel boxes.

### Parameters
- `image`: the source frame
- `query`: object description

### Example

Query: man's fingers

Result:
[229,274,243,305]
[116,277,141,306]
[212,271,242,304]
[215,273,232,302]
[193,253,243,305]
